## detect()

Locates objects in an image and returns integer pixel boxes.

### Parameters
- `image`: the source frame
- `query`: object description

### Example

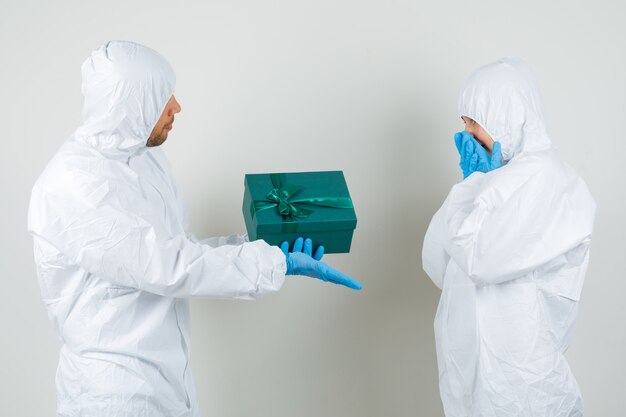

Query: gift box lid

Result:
[244,171,357,234]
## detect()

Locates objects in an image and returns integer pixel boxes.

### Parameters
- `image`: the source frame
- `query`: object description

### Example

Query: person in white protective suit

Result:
[27,40,361,417]
[422,58,596,417]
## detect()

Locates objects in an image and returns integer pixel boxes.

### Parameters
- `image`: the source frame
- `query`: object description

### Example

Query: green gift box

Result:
[242,171,357,253]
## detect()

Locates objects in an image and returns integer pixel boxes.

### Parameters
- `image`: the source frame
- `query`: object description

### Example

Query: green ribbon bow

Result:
[253,173,353,221]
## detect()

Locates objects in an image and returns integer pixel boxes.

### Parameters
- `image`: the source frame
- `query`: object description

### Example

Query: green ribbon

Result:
[253,173,353,222]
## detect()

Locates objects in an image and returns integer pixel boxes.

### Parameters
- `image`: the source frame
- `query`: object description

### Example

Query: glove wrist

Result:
[285,252,296,275]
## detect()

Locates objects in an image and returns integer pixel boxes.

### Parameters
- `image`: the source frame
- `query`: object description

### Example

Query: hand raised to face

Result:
[454,131,502,179]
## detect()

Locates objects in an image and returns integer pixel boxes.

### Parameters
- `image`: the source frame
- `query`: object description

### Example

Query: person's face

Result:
[462,116,494,155]
[146,95,182,147]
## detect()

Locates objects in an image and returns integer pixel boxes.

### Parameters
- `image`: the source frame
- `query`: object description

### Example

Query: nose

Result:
[171,95,182,114]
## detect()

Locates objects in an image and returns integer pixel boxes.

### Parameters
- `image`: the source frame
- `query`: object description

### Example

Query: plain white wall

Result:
[1,0,624,416]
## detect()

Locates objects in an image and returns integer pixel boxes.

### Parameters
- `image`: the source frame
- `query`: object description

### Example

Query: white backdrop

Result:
[1,1,624,416]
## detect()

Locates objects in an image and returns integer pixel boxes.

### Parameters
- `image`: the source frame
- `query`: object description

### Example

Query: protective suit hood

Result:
[458,57,554,161]
[74,40,176,159]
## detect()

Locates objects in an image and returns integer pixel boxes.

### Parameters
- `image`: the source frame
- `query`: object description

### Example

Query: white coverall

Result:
[422,58,596,417]
[28,41,287,417]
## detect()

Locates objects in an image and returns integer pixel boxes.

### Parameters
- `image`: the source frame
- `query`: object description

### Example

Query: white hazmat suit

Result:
[422,58,596,417]
[28,41,287,417]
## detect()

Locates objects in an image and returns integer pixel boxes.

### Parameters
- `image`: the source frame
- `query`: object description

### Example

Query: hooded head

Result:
[74,41,176,159]
[458,58,553,162]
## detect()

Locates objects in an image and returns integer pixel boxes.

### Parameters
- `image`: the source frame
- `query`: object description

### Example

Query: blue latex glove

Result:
[454,131,503,178]
[473,140,503,173]
[454,131,479,179]
[280,237,362,290]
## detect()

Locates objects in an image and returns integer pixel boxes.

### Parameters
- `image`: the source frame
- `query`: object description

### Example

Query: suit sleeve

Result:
[422,206,450,290]
[440,159,595,286]
[28,176,286,300]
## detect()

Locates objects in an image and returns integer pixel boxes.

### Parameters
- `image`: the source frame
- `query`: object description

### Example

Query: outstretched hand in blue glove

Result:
[280,237,362,290]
